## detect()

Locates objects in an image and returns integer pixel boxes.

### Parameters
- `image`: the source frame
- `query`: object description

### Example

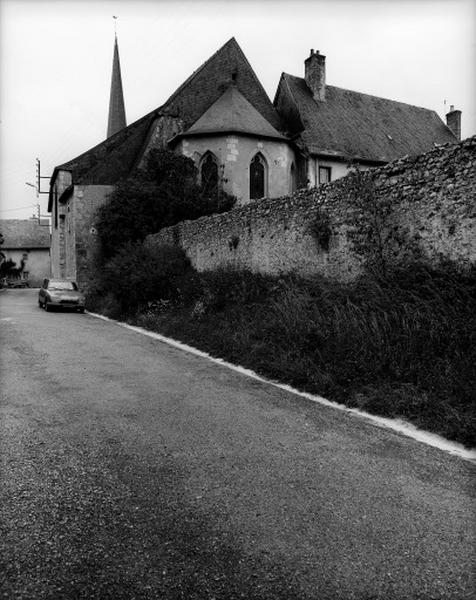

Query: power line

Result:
[0,205,37,213]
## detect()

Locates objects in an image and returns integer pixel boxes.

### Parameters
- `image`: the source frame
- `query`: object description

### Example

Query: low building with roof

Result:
[47,37,460,285]
[0,219,50,286]
[274,49,460,185]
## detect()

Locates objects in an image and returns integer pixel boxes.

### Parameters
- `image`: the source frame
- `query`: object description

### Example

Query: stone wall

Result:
[148,136,476,280]
[74,185,114,289]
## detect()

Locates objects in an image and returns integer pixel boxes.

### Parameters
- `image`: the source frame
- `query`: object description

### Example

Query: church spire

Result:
[107,21,126,138]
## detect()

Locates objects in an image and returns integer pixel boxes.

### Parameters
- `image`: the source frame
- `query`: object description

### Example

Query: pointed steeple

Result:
[107,32,126,138]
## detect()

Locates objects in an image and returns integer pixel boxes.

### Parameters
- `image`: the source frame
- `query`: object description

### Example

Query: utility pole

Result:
[26,159,50,225]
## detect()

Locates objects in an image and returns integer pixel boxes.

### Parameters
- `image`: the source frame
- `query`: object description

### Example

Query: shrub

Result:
[135,263,475,447]
[96,149,236,260]
[101,243,192,313]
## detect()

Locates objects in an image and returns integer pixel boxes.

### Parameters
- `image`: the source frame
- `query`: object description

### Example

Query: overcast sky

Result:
[1,0,475,220]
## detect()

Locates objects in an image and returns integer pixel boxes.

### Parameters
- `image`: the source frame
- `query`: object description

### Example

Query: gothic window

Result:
[319,166,332,184]
[290,162,297,193]
[201,152,218,196]
[250,153,267,200]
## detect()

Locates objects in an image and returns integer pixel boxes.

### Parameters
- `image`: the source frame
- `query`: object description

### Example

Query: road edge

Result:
[89,311,476,464]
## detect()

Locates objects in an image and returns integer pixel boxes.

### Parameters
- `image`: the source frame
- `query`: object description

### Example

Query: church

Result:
[48,36,460,282]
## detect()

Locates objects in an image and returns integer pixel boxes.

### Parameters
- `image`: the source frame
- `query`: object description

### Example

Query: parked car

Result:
[38,278,86,313]
[7,278,30,288]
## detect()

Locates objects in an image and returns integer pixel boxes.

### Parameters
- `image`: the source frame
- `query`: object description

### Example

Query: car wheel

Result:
[78,307,85,313]
[38,298,42,308]
[45,302,51,312]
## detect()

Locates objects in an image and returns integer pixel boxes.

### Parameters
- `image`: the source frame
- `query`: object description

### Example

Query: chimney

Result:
[305,49,326,102]
[446,105,462,141]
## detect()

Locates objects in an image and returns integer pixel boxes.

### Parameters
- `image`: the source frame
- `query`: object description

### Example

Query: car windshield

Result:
[49,281,78,291]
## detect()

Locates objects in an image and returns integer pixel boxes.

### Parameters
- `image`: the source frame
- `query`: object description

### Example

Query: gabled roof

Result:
[55,111,157,185]
[0,219,50,249]
[51,38,283,196]
[276,73,457,163]
[176,85,286,141]
[162,37,282,131]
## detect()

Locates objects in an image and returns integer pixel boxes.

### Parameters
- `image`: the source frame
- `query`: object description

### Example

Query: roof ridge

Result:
[54,40,242,174]
[326,84,438,113]
[55,109,162,174]
[284,72,438,114]
[231,39,278,116]
[161,37,239,109]
[184,83,285,140]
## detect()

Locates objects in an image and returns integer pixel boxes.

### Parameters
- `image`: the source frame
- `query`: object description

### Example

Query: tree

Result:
[341,167,420,277]
[96,149,235,260]
[0,230,5,261]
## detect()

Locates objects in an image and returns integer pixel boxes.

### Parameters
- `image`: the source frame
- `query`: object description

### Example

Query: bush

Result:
[130,263,476,447]
[96,149,236,260]
[100,243,192,313]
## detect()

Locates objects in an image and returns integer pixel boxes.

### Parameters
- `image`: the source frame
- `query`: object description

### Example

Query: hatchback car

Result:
[38,278,86,312]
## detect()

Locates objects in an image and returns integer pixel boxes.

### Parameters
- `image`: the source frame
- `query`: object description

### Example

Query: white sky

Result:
[1,0,475,219]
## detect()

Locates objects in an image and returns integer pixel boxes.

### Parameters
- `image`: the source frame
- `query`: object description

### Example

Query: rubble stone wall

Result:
[148,136,476,280]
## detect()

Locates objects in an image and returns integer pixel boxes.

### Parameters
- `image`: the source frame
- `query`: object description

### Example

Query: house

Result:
[0,219,50,286]
[48,37,460,285]
[275,49,461,185]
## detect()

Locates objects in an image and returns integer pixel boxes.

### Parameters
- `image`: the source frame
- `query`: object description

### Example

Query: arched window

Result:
[290,162,297,193]
[249,153,267,200]
[200,152,218,196]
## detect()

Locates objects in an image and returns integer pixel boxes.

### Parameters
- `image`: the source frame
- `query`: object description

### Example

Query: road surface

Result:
[1,289,475,599]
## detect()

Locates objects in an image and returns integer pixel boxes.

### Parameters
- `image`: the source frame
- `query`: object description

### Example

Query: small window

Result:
[318,166,331,184]
[250,153,267,200]
[54,188,58,229]
[200,153,218,196]
[290,162,297,193]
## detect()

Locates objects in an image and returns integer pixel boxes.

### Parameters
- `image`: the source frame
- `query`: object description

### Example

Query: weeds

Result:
[88,262,476,448]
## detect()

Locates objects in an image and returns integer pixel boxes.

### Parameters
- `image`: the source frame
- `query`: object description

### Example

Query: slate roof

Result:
[54,112,157,186]
[175,85,286,141]
[51,38,283,194]
[0,219,50,249]
[276,73,457,163]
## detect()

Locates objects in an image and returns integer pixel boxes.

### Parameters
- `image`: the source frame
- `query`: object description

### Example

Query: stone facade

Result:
[176,134,296,205]
[148,137,476,281]
[50,182,114,287]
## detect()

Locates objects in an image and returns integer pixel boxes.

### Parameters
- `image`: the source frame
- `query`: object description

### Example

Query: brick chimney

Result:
[305,49,326,102]
[446,105,461,141]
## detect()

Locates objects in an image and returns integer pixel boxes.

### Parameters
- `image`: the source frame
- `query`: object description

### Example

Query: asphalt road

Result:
[1,289,475,600]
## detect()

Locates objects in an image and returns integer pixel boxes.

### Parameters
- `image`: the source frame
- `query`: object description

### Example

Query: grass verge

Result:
[90,263,476,448]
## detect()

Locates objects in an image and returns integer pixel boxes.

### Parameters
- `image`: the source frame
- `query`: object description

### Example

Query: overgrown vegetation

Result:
[88,156,475,448]
[89,256,476,448]
[96,149,235,260]
[341,167,422,276]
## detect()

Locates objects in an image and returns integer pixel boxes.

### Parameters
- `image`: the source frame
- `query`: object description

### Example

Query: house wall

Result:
[50,170,72,278]
[73,185,115,289]
[178,134,296,205]
[50,183,113,287]
[148,136,476,281]
[306,157,371,187]
[2,248,50,287]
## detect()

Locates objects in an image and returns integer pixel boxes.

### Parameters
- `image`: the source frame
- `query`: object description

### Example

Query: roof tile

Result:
[277,74,457,162]
[1,219,50,249]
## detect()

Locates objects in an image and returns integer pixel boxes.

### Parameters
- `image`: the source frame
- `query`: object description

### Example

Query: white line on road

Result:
[89,312,476,463]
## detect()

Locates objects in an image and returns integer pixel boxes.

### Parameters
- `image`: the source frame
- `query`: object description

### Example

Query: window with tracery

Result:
[250,153,267,200]
[319,166,332,184]
[290,162,297,193]
[201,153,218,196]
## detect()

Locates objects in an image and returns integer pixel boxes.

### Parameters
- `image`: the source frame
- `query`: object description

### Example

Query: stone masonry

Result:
[148,136,476,281]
